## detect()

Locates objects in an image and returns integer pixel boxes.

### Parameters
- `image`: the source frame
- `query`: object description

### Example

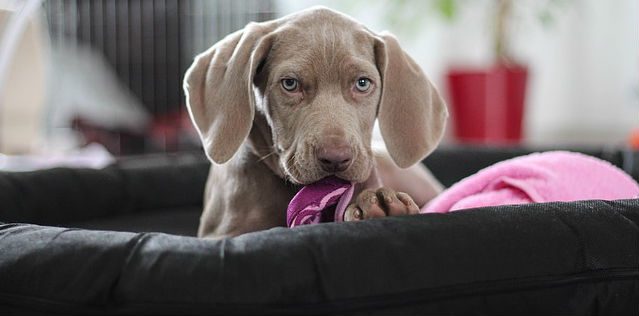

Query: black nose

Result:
[316,145,353,173]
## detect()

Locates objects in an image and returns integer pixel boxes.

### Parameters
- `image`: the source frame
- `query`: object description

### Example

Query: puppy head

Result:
[184,7,448,185]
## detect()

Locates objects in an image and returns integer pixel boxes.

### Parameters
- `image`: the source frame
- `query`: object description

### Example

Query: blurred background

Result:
[0,0,637,170]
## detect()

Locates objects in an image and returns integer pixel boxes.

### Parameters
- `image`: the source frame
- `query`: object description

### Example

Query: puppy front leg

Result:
[343,186,421,222]
[342,150,443,221]
[198,158,294,238]
[373,150,443,207]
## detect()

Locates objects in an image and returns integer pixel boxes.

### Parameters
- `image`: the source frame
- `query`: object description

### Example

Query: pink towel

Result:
[422,151,639,213]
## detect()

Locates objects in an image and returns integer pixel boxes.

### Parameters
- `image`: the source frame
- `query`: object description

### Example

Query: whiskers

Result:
[283,151,299,183]
[257,150,277,162]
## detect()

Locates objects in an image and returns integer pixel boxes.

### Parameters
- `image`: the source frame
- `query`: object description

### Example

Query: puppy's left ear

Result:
[374,32,448,168]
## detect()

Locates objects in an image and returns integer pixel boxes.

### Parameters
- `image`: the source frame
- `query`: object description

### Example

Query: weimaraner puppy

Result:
[184,7,448,239]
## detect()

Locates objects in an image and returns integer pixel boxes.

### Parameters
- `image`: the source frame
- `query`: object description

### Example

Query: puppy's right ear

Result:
[184,22,278,164]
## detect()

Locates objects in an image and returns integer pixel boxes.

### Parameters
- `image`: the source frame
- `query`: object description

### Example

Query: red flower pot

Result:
[446,64,528,144]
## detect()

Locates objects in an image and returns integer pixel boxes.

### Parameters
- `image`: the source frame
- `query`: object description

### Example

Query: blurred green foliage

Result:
[332,0,569,61]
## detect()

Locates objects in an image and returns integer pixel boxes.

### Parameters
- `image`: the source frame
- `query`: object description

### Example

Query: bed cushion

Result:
[1,199,637,314]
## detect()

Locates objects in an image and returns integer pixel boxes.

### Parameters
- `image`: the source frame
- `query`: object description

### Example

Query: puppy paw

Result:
[343,187,420,221]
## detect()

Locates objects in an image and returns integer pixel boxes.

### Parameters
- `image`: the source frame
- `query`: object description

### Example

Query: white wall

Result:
[0,4,48,154]
[275,0,639,147]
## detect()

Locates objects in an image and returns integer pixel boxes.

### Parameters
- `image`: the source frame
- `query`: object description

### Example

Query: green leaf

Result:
[537,9,553,28]
[436,0,457,21]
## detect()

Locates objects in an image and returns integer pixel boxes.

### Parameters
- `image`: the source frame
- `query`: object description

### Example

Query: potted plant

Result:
[445,0,528,144]
[343,0,567,144]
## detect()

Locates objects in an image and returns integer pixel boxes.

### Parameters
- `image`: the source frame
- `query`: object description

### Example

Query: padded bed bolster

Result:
[1,199,637,314]
[0,157,209,226]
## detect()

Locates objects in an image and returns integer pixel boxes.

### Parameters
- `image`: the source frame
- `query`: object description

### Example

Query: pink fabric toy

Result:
[422,151,639,213]
[287,176,355,227]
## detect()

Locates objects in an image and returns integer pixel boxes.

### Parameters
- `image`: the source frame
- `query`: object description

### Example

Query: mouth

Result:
[328,171,357,182]
[282,150,371,185]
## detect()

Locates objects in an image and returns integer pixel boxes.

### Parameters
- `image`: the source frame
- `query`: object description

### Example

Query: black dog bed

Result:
[1,146,637,314]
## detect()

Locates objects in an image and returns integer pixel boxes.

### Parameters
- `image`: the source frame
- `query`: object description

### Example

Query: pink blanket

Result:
[422,151,639,213]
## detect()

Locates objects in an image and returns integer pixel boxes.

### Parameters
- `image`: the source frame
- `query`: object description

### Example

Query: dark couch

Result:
[1,146,637,314]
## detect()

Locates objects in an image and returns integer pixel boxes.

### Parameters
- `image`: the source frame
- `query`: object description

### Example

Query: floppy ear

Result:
[183,23,277,164]
[374,32,448,168]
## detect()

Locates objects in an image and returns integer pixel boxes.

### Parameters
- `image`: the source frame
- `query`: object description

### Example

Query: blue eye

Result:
[281,78,298,91]
[356,78,371,92]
